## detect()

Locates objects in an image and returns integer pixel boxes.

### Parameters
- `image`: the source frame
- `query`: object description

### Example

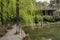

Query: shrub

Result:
[53,9,60,21]
[39,16,42,21]
[34,15,39,24]
[5,24,12,30]
[43,15,55,22]
[34,15,42,24]
[5,26,12,30]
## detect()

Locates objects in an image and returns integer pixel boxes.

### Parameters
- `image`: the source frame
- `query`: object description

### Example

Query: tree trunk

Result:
[1,1,4,28]
[16,0,20,34]
[6,0,9,26]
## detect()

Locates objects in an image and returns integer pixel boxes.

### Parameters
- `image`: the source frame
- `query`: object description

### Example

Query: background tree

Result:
[19,0,36,26]
[0,0,4,28]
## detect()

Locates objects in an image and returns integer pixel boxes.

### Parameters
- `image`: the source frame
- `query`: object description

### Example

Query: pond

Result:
[42,37,52,40]
[22,24,60,40]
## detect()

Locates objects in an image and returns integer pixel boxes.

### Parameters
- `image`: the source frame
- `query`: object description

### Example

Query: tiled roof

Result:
[41,6,56,10]
[36,6,57,10]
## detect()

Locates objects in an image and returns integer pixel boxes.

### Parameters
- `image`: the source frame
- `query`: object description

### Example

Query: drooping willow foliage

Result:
[19,0,36,25]
[0,0,36,27]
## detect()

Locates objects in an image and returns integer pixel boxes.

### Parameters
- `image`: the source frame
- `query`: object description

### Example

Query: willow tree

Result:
[15,0,36,33]
[19,0,36,26]
[0,0,4,28]
[6,0,9,25]
[15,0,20,34]
[2,0,9,27]
[0,0,16,27]
[16,0,19,26]
[1,0,11,27]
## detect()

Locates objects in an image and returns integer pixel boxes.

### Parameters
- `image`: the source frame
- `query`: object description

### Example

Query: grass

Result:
[22,23,60,40]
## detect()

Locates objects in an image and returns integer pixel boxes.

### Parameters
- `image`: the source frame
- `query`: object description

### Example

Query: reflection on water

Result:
[42,37,52,40]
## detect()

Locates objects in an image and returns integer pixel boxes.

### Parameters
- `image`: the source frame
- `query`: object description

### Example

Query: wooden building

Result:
[36,0,60,15]
[42,6,56,15]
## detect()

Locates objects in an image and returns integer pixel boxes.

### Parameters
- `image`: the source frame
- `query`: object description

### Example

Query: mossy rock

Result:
[23,36,31,40]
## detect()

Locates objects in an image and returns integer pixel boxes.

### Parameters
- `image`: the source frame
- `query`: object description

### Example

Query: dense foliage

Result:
[53,9,60,21]
[0,0,36,36]
[0,0,60,40]
[43,15,55,22]
[0,0,36,27]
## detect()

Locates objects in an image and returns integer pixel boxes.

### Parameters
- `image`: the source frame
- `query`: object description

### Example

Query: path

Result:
[0,25,26,40]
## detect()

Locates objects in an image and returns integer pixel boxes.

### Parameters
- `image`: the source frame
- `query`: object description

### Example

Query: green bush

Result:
[34,15,42,24]
[5,26,12,30]
[34,16,39,24]
[5,24,13,30]
[43,15,55,22]
[53,9,60,21]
